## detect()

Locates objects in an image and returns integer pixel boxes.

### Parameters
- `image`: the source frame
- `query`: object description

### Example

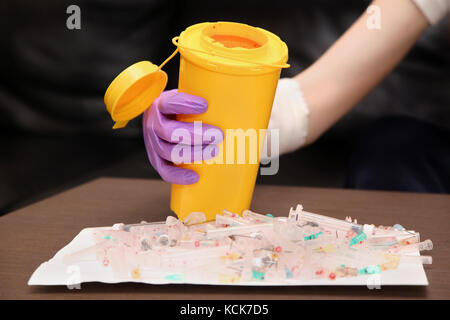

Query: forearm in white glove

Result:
[263,78,309,159]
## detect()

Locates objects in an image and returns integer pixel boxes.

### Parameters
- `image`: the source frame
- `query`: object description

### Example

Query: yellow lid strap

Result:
[158,47,180,69]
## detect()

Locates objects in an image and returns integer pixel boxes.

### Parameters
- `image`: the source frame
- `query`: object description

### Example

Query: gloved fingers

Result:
[144,123,199,185]
[158,91,208,115]
[158,162,200,185]
[151,153,200,184]
[154,113,224,145]
[152,136,220,163]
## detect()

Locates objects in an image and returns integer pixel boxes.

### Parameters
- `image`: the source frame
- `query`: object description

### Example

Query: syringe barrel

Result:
[205,223,272,239]
[400,255,432,265]
[300,211,362,233]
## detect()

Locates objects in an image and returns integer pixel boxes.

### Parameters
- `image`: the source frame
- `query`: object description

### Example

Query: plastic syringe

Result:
[299,209,363,233]
[325,249,432,266]
[386,239,433,254]
[298,206,420,242]
[205,223,273,239]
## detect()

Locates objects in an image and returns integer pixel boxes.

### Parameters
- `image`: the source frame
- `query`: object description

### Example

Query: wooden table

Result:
[1,177,449,299]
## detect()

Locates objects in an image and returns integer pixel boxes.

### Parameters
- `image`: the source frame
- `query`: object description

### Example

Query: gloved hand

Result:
[143,89,224,185]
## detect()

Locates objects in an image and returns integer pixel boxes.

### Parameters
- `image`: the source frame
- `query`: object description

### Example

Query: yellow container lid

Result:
[104,61,167,129]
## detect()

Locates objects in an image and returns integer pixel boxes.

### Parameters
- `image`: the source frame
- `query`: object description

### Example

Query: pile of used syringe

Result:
[64,204,432,283]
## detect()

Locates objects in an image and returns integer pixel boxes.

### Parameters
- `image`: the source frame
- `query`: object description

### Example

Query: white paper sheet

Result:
[28,227,429,286]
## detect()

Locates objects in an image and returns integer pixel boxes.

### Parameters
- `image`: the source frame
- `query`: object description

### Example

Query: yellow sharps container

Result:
[104,22,289,221]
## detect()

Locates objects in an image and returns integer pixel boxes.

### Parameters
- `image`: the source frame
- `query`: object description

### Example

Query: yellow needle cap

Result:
[104,61,168,129]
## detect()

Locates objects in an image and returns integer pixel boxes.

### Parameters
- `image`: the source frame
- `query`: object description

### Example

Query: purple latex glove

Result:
[143,89,224,185]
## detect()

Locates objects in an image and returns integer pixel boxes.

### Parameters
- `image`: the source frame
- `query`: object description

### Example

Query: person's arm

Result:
[297,0,428,145]
[266,0,448,158]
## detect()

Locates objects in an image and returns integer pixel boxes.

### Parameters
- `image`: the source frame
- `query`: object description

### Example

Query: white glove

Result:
[412,0,450,24]
[263,78,309,160]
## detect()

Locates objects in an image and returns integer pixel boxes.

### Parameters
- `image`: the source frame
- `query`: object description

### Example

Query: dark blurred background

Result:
[1,0,449,215]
